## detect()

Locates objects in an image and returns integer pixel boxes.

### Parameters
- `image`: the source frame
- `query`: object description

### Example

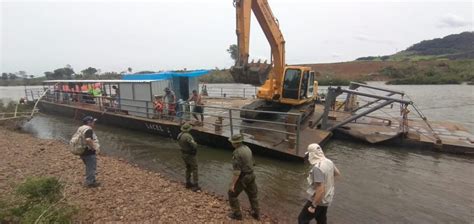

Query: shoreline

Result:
[0,127,275,223]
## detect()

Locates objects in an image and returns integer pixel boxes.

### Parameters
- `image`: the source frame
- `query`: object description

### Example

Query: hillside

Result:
[356,32,474,61]
[297,32,474,85]
[402,32,474,59]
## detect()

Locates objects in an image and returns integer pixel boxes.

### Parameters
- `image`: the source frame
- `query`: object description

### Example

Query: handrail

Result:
[39,89,303,153]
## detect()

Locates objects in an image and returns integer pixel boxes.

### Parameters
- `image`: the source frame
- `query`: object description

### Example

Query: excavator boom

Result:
[230,0,285,86]
[231,0,319,121]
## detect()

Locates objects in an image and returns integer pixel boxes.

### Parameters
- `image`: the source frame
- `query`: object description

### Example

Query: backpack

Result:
[69,125,92,155]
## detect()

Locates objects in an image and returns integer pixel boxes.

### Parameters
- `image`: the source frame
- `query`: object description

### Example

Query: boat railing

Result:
[39,90,303,155]
[203,86,258,99]
[24,88,46,102]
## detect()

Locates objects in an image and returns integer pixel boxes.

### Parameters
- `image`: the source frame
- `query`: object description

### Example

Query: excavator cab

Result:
[282,68,302,100]
[281,66,317,103]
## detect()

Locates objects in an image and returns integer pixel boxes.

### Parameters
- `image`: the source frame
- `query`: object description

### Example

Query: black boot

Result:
[191,184,201,192]
[185,182,193,189]
[227,212,243,220]
[251,211,260,220]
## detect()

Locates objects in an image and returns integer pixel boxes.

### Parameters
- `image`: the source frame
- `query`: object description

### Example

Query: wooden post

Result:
[215,116,223,132]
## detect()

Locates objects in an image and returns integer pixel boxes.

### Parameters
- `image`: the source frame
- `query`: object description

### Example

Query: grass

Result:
[0,101,34,113]
[0,177,77,223]
[0,77,47,86]
[198,69,234,83]
[380,59,474,85]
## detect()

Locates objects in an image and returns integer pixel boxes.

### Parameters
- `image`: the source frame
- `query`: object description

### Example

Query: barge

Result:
[25,75,474,160]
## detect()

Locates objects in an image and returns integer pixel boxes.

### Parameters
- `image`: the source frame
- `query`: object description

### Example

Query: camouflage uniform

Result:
[228,134,259,218]
[177,124,199,188]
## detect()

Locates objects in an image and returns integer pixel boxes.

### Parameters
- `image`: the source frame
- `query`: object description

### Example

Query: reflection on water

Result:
[23,114,474,223]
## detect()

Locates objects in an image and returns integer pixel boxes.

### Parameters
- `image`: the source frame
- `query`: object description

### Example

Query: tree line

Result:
[2,44,238,85]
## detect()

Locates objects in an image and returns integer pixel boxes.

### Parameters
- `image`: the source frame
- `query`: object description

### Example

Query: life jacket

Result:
[154,101,163,111]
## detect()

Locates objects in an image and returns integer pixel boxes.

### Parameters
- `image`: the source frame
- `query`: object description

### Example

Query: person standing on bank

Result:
[227,134,260,220]
[187,89,204,125]
[177,122,201,192]
[80,116,101,188]
[298,144,341,224]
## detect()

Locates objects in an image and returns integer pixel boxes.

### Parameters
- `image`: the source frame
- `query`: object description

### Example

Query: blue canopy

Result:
[122,70,209,81]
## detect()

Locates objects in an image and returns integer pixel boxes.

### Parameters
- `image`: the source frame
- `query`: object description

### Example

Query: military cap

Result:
[181,122,193,132]
[228,133,244,143]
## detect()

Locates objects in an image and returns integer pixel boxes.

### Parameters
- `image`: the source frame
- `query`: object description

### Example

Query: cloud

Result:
[437,14,471,28]
[354,34,395,45]
[355,34,371,41]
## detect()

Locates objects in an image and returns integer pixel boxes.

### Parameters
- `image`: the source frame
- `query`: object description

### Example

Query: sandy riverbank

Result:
[0,127,275,223]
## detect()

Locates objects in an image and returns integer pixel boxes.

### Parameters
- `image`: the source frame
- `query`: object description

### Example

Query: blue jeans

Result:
[80,154,97,185]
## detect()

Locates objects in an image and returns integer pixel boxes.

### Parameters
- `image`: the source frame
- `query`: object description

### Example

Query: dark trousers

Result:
[228,173,259,216]
[298,200,328,224]
[80,154,97,185]
[182,154,198,184]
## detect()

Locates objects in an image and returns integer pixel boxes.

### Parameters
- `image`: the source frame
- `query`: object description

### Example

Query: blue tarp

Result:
[122,70,209,81]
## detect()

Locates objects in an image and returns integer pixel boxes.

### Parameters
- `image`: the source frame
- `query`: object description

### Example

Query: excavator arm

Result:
[231,0,285,88]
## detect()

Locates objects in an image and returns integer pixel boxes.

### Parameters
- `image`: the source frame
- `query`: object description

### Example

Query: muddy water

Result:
[3,83,474,223]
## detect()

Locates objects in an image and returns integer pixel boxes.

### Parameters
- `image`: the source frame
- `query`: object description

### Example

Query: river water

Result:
[1,83,473,223]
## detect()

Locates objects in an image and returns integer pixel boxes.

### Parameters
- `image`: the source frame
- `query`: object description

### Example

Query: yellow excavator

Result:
[230,0,318,120]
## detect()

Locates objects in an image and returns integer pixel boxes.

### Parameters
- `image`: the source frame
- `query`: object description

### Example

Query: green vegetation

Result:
[381,60,474,85]
[354,32,474,84]
[0,177,76,223]
[357,32,474,62]
[199,69,234,83]
[0,76,47,86]
[227,44,238,62]
[405,31,474,59]
[0,101,33,113]
[1,64,123,86]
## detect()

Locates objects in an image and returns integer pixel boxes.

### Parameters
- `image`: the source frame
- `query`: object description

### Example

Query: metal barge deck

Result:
[26,80,474,160]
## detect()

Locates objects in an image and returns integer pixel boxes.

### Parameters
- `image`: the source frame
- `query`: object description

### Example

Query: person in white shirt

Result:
[298,144,341,224]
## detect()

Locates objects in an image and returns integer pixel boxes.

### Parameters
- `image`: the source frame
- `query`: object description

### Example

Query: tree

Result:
[18,71,27,79]
[227,44,238,62]
[127,67,133,73]
[29,75,34,79]
[8,73,18,80]
[53,67,75,79]
[1,73,8,80]
[101,72,121,80]
[44,71,54,79]
[81,67,98,76]
[44,67,75,80]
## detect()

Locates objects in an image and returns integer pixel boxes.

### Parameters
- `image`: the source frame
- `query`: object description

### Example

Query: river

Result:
[1,83,473,223]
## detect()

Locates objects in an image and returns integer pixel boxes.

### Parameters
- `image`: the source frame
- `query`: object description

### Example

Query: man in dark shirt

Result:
[80,116,100,188]
[227,134,259,220]
[177,122,201,192]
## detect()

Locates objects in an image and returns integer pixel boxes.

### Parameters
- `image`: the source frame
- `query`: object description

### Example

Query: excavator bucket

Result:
[230,61,272,86]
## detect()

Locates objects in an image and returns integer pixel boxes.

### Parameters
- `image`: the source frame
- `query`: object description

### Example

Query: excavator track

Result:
[240,99,315,123]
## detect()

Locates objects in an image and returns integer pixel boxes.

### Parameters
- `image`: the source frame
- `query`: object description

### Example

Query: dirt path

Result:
[0,127,275,223]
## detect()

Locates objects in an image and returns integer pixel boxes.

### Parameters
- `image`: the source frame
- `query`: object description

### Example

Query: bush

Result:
[16,177,63,203]
[0,177,76,223]
[199,70,234,83]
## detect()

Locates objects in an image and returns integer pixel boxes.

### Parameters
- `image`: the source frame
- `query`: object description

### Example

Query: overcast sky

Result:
[1,0,473,76]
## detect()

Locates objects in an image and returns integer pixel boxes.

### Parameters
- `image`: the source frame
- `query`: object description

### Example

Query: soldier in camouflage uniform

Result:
[177,122,201,192]
[227,134,260,220]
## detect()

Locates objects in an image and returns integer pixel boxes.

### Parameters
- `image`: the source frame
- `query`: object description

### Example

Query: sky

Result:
[1,0,473,76]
